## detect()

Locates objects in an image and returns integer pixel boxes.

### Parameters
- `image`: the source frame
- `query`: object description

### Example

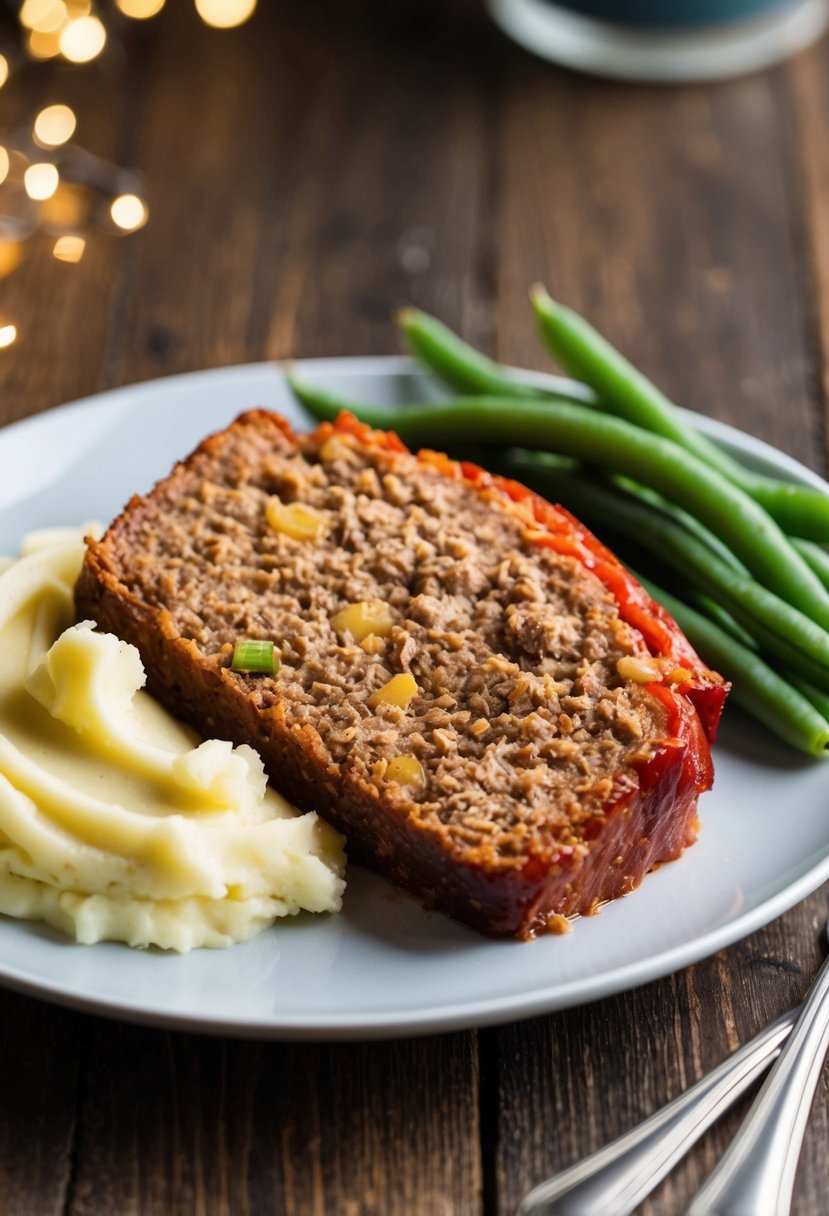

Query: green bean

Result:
[605,474,750,576]
[791,538,829,592]
[397,307,594,404]
[495,452,750,578]
[480,445,747,578]
[289,376,397,424]
[496,457,829,689]
[791,675,829,723]
[689,595,829,724]
[290,379,829,632]
[692,593,757,649]
[637,576,829,758]
[502,456,750,576]
[531,286,829,542]
[752,486,829,544]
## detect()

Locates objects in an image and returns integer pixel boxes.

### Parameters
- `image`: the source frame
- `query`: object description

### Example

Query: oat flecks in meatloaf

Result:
[75,409,728,939]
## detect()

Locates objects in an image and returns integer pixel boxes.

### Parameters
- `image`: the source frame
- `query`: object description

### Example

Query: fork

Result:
[518,913,829,1216]
[685,912,829,1215]
[516,1009,795,1216]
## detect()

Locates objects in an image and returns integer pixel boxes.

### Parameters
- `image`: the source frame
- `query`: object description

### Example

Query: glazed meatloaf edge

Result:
[75,409,728,939]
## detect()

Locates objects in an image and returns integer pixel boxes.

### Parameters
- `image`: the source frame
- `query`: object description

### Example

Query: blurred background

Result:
[0,0,825,476]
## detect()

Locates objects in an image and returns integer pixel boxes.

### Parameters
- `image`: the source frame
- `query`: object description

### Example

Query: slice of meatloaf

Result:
[75,409,728,939]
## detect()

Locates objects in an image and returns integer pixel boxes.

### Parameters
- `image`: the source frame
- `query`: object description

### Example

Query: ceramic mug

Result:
[546,0,799,24]
[487,0,829,80]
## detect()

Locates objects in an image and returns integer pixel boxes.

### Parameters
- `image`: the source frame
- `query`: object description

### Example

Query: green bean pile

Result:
[290,293,829,758]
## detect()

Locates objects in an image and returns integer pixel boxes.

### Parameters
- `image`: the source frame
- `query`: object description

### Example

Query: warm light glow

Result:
[116,0,165,16]
[194,0,256,29]
[53,235,86,263]
[65,0,92,14]
[0,326,17,350]
[40,182,88,228]
[24,163,60,201]
[0,243,23,280]
[0,148,8,186]
[0,55,9,88]
[59,14,106,62]
[19,0,67,31]
[110,193,148,231]
[27,27,63,58]
[34,104,77,148]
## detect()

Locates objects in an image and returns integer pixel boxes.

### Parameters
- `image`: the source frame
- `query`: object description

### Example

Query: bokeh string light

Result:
[110,191,147,231]
[194,0,257,29]
[0,0,259,349]
[14,0,257,64]
[52,232,85,261]
[33,103,76,146]
[23,161,59,199]
[59,14,107,63]
[115,0,166,17]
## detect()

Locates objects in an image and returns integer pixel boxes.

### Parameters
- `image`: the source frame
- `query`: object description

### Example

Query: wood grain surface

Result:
[1,2,828,1212]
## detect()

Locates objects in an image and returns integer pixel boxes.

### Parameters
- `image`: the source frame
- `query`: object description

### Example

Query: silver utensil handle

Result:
[686,956,829,1216]
[516,1010,795,1216]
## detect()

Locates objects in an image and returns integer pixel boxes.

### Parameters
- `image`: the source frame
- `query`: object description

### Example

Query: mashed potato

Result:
[0,534,346,951]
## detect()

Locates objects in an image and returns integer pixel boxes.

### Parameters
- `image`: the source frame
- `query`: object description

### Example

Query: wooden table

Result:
[2,2,829,1212]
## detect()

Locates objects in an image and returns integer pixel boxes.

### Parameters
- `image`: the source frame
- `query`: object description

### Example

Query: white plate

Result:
[0,357,827,1040]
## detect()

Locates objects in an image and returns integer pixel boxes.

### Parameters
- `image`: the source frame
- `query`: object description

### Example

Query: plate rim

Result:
[0,355,827,1040]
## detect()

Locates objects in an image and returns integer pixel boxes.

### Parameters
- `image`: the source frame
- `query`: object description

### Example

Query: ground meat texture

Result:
[76,410,720,938]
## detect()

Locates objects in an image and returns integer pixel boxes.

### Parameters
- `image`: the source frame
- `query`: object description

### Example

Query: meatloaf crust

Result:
[75,409,727,938]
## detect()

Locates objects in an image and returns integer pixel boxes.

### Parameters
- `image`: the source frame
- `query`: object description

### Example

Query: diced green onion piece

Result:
[231,639,277,674]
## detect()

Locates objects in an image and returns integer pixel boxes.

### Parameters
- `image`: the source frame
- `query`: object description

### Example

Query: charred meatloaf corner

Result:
[75,409,728,939]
